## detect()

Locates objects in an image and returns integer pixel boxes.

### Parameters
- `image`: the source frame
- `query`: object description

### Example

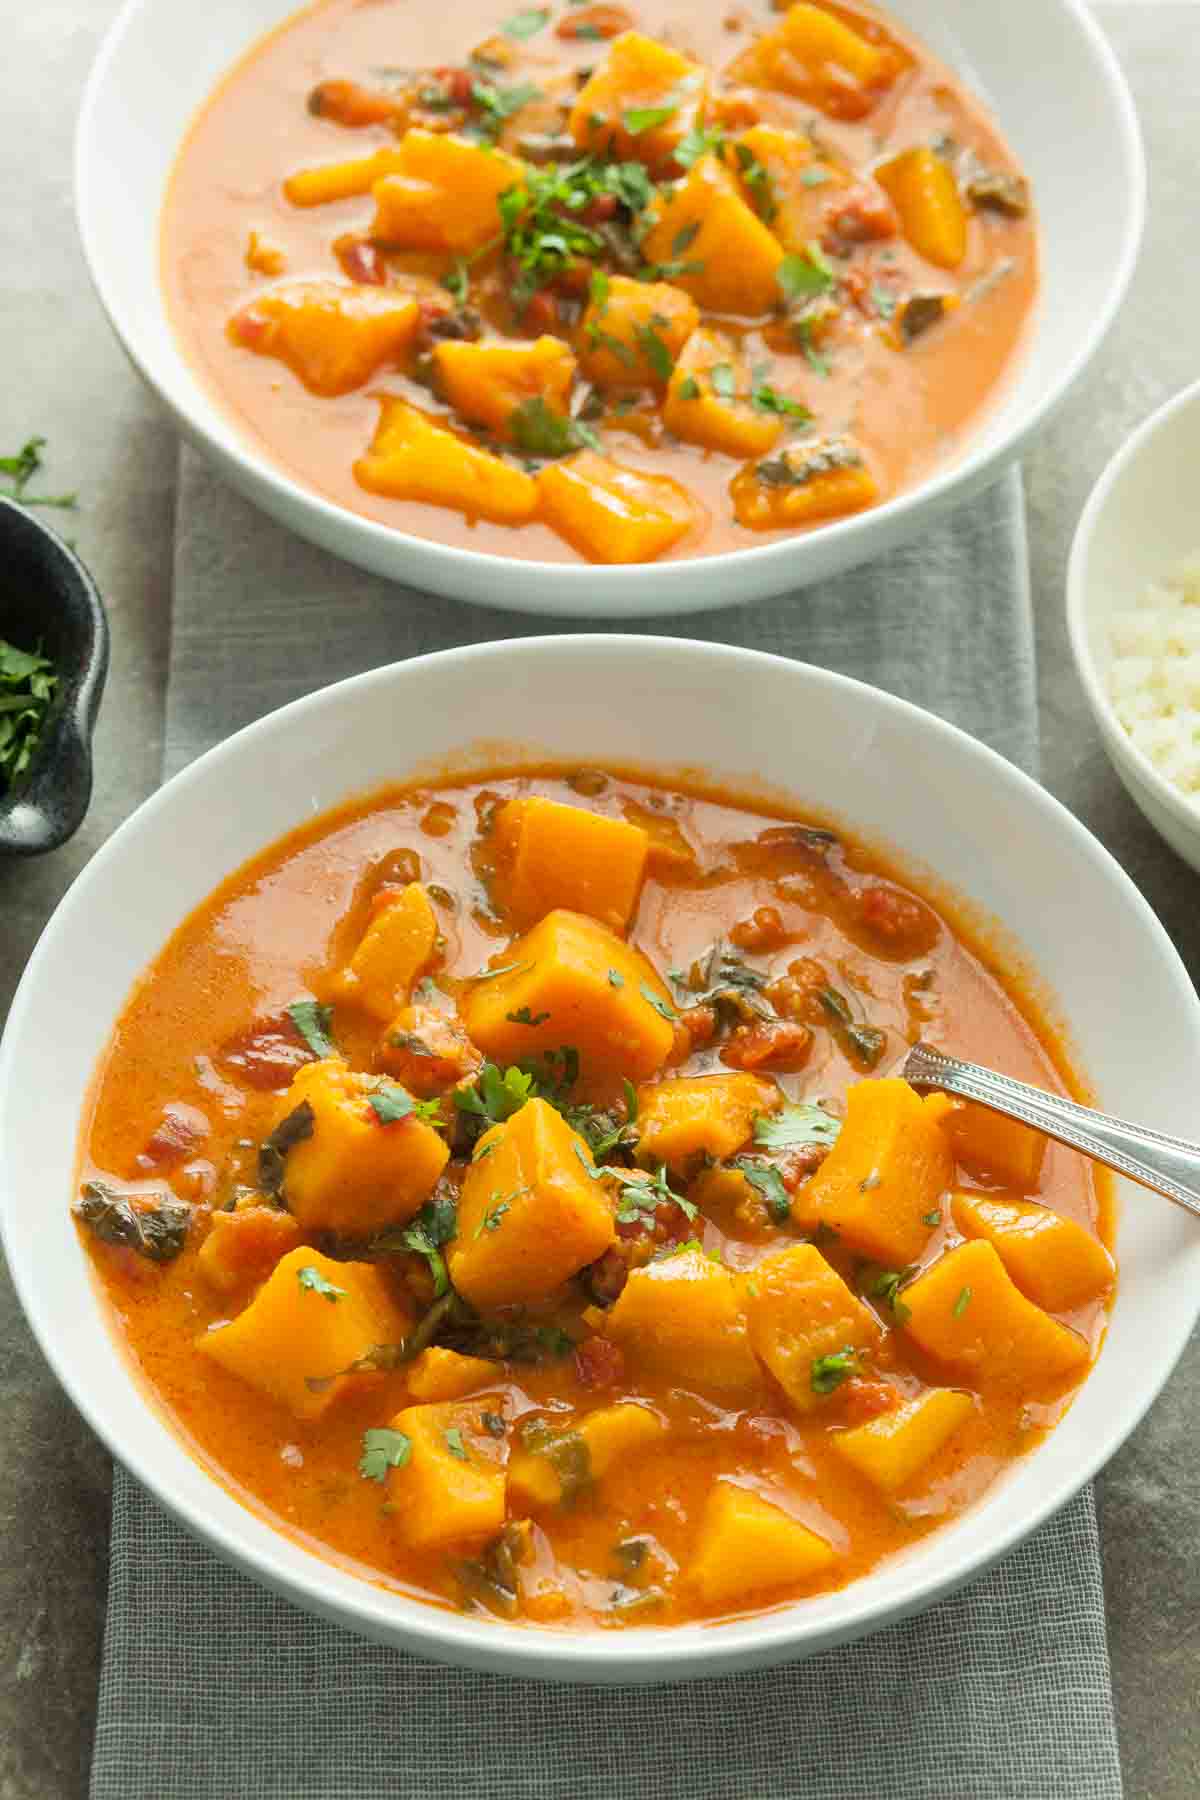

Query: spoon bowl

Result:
[0,497,109,856]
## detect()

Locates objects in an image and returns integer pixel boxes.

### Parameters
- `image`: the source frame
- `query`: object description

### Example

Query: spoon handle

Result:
[901,1041,1200,1222]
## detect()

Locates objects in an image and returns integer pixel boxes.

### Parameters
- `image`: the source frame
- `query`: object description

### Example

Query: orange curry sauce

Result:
[161,0,1038,563]
[77,769,1112,1630]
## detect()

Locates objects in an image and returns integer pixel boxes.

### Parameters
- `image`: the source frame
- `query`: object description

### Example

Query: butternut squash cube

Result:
[641,158,784,316]
[226,281,420,397]
[342,883,439,1021]
[741,1243,880,1412]
[831,1387,974,1493]
[406,1346,500,1403]
[663,328,789,459]
[493,794,649,933]
[384,1397,509,1550]
[433,336,577,441]
[568,33,708,175]
[538,450,699,564]
[730,437,879,530]
[901,1240,1090,1387]
[606,1246,763,1395]
[197,1247,410,1420]
[725,125,849,253]
[951,1192,1115,1313]
[508,1402,665,1510]
[578,275,698,390]
[271,1058,450,1237]
[355,398,539,526]
[197,1203,302,1296]
[460,908,677,1080]
[946,1100,1046,1192]
[284,145,409,208]
[635,1072,781,1172]
[448,1097,616,1309]
[875,147,968,270]
[690,1482,834,1606]
[370,131,526,255]
[790,1079,952,1267]
[731,3,903,121]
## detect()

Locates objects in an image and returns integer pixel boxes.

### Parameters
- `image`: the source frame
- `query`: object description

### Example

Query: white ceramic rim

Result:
[1066,375,1200,846]
[3,635,1197,1679]
[74,0,1146,609]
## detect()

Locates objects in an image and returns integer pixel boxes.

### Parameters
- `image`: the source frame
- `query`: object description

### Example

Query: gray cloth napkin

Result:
[91,449,1122,1800]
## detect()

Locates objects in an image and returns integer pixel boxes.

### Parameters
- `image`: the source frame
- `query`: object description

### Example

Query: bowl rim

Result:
[3,633,1199,1678]
[1066,375,1200,848]
[74,0,1146,601]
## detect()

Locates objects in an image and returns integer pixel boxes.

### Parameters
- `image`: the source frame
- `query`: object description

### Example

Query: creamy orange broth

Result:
[161,0,1037,564]
[77,769,1111,1629]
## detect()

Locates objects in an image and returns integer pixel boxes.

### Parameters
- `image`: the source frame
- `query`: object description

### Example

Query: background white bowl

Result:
[1067,379,1200,876]
[2,637,1199,1682]
[75,0,1143,617]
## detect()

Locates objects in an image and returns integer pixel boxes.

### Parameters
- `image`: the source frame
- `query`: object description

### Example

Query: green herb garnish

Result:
[639,980,677,1022]
[953,1285,973,1318]
[502,6,550,36]
[0,639,59,793]
[509,396,599,459]
[286,999,337,1060]
[368,1083,444,1126]
[0,436,76,510]
[444,1427,470,1460]
[359,1428,412,1482]
[754,1103,841,1152]
[776,243,835,305]
[811,1345,859,1394]
[733,1157,792,1224]
[297,1265,347,1303]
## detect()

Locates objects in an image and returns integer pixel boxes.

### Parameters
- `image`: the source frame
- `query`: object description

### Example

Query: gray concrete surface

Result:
[0,3,1196,1795]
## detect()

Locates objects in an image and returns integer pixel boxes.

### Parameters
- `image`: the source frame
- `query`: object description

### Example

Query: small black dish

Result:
[0,496,109,856]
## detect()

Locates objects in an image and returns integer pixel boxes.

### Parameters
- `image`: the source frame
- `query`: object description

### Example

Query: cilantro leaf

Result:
[368,1083,444,1126]
[502,6,550,37]
[287,998,338,1060]
[623,102,677,135]
[674,124,724,168]
[733,1157,792,1223]
[359,1427,412,1482]
[953,1285,973,1318]
[634,321,674,381]
[810,1345,859,1394]
[639,980,677,1022]
[754,1103,841,1152]
[455,1062,538,1126]
[509,396,598,459]
[776,243,835,305]
[0,635,59,795]
[297,1265,347,1303]
[444,1427,470,1460]
[750,384,812,422]
[708,362,736,399]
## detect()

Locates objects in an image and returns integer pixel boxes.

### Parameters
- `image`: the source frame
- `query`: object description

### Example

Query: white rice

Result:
[1107,554,1200,799]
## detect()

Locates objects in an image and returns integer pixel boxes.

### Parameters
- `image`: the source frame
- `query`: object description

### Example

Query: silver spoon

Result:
[900,1041,1200,1222]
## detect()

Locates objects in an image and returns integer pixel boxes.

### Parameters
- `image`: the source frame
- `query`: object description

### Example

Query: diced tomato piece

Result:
[575,1335,627,1388]
[217,1017,314,1091]
[721,1019,813,1072]
[556,5,633,40]
[856,883,940,956]
[137,1103,209,1171]
[307,78,399,128]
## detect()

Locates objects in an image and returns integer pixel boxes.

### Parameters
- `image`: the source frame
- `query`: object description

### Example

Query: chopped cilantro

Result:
[480,1411,506,1437]
[733,1157,791,1224]
[368,1083,444,1126]
[0,639,59,794]
[811,1345,859,1394]
[444,1427,470,1461]
[502,6,550,36]
[0,436,76,510]
[674,124,725,168]
[623,102,677,135]
[509,396,598,458]
[607,968,625,988]
[677,375,701,401]
[868,1266,915,1324]
[297,1265,346,1304]
[734,142,777,221]
[800,166,831,187]
[506,1006,551,1026]
[708,362,736,399]
[670,220,701,257]
[286,998,337,1060]
[634,321,674,381]
[776,243,835,305]
[473,1192,517,1238]
[751,384,812,422]
[471,959,533,982]
[923,1208,943,1227]
[455,1062,538,1126]
[358,1427,412,1482]
[639,980,677,1022]
[589,267,611,311]
[754,1103,841,1152]
[952,1285,973,1318]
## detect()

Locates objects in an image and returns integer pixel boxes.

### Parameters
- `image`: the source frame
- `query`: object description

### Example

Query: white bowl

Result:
[2,637,1199,1682]
[75,0,1143,618]
[1067,379,1200,875]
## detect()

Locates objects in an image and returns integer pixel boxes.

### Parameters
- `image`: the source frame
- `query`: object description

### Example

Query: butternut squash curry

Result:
[162,0,1037,564]
[77,769,1113,1629]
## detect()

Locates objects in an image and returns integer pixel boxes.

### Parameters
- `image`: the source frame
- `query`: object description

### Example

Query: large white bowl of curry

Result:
[75,0,1141,614]
[2,637,1199,1679]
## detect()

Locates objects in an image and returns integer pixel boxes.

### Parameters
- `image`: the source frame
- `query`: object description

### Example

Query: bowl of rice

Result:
[1067,378,1200,874]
